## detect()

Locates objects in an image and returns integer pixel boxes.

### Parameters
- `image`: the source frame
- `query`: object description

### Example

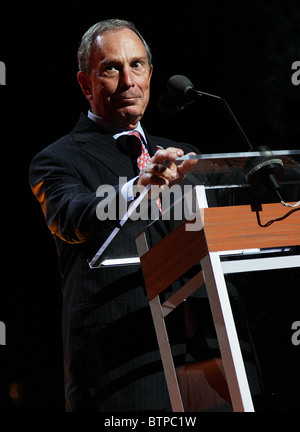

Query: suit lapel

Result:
[72,114,136,179]
[143,129,168,156]
[71,114,167,179]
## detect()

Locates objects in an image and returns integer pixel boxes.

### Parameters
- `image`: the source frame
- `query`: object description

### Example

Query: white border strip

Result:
[221,255,300,274]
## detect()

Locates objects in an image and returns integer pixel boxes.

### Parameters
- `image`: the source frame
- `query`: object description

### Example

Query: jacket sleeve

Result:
[29,142,122,244]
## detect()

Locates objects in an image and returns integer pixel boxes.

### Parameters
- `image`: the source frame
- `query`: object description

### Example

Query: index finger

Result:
[176,152,198,176]
[152,147,184,165]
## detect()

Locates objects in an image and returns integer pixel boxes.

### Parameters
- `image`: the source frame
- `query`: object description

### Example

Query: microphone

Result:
[159,74,253,150]
[167,75,195,100]
[159,75,286,200]
[158,76,196,115]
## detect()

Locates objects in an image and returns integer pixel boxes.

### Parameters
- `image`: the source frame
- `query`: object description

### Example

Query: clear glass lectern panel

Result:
[89,150,300,268]
[180,149,300,183]
[182,149,300,207]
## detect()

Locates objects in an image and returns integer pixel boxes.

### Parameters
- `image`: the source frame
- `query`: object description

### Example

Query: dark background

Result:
[0,0,300,411]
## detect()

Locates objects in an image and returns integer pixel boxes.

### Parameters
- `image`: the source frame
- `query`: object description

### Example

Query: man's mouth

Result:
[115,96,140,106]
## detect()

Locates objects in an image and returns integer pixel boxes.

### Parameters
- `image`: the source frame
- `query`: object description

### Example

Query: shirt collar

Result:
[87,110,147,144]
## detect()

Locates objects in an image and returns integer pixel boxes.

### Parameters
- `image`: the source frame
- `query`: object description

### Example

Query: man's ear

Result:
[149,64,153,81]
[77,71,93,102]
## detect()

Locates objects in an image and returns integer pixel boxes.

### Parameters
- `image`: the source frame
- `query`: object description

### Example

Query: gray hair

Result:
[77,19,152,75]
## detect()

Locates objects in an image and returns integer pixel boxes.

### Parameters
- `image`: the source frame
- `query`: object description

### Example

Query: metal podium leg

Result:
[136,230,184,411]
[149,295,184,412]
[201,252,255,412]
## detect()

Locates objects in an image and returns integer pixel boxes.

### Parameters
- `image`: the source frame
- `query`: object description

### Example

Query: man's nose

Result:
[119,67,134,89]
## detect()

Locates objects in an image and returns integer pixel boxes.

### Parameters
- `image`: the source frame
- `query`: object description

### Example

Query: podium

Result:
[89,149,300,412]
[134,150,300,412]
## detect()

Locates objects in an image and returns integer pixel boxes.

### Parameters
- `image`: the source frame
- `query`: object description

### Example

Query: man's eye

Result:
[133,61,142,68]
[101,65,119,77]
[106,65,117,71]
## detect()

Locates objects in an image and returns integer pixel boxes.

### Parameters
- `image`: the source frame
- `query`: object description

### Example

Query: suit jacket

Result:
[29,112,198,412]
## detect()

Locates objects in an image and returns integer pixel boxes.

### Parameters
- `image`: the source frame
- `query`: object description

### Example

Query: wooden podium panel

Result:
[140,224,207,301]
[140,203,300,300]
[204,203,300,252]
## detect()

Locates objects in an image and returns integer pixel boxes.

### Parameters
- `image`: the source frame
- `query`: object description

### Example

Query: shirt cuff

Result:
[121,176,139,202]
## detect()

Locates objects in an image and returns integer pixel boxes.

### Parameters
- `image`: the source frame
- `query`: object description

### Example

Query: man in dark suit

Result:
[29,19,198,412]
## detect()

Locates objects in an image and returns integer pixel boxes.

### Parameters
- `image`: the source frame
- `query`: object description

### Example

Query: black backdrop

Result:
[1,0,300,411]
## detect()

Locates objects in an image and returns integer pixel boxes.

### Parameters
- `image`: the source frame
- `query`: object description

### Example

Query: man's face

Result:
[78,28,153,129]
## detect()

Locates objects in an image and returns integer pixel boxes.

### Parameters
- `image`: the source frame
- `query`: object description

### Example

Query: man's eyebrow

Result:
[130,56,147,63]
[99,55,148,66]
[99,58,118,66]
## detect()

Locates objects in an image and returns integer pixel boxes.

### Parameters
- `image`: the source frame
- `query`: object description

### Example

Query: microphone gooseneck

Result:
[164,74,254,151]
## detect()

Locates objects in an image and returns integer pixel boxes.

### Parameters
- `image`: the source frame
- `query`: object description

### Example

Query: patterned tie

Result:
[128,131,162,213]
[128,131,150,171]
